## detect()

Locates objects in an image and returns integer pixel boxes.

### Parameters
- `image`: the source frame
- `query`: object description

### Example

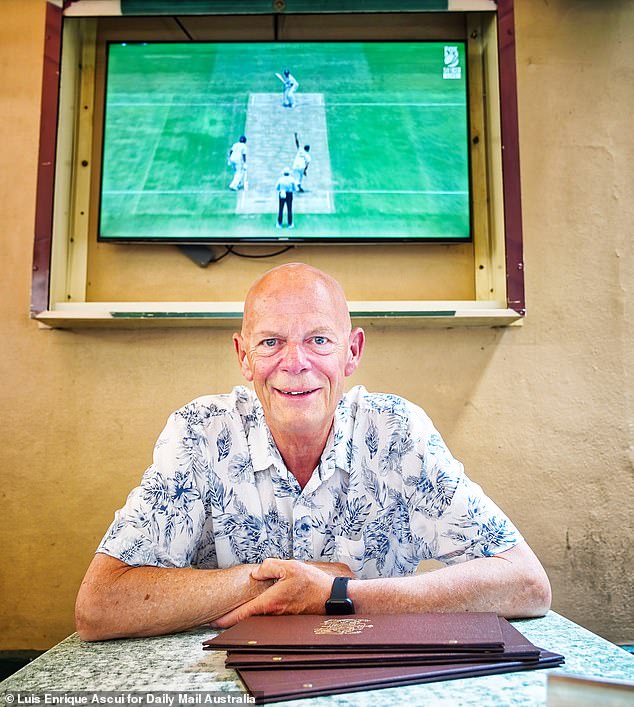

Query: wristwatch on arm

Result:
[325,577,355,615]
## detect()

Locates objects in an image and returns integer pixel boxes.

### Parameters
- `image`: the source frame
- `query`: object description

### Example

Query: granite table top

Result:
[1,612,632,706]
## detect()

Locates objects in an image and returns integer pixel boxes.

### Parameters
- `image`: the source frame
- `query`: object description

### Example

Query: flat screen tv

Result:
[98,40,470,244]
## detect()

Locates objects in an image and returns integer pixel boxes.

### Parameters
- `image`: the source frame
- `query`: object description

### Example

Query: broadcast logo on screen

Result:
[443,46,461,79]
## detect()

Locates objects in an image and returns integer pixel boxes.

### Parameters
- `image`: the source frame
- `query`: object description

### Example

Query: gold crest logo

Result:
[313,618,374,635]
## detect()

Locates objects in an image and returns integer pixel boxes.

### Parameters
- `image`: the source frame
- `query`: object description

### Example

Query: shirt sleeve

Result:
[96,409,210,568]
[405,407,523,564]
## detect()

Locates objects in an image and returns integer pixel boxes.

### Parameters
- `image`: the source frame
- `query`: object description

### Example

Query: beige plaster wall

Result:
[0,0,632,649]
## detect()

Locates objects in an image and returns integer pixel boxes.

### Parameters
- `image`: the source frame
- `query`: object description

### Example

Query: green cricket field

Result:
[100,41,470,242]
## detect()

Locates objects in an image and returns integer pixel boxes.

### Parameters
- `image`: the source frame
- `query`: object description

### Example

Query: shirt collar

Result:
[247,392,353,481]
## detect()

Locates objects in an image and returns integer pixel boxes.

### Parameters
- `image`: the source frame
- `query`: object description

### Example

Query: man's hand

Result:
[209,558,353,629]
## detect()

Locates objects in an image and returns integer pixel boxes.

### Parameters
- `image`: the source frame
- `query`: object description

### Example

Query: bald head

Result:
[233,264,365,449]
[242,263,351,338]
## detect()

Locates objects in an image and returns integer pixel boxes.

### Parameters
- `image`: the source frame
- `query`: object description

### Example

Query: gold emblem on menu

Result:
[313,618,374,635]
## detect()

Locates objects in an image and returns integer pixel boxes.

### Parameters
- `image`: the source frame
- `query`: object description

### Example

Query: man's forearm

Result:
[75,553,273,641]
[347,543,551,618]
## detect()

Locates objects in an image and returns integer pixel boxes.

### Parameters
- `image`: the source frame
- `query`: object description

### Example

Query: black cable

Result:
[212,247,232,262]
[226,245,295,259]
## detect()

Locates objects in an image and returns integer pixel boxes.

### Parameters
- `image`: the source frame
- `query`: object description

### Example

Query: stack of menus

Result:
[203,613,564,704]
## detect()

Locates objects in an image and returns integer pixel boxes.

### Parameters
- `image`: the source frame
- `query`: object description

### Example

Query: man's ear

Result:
[233,333,254,382]
[344,327,365,377]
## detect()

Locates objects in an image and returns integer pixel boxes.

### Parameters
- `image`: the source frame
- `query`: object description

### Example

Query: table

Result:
[1,612,632,706]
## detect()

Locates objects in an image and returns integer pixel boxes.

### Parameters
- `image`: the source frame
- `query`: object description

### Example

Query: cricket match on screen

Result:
[99,41,471,244]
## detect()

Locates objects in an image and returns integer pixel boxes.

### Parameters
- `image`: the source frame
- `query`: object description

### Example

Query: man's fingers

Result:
[251,558,286,581]
[210,560,334,628]
[210,604,252,629]
[211,572,285,627]
[210,593,268,628]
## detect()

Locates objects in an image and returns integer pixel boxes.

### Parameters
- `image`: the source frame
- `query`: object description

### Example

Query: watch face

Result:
[325,576,355,615]
[325,598,355,615]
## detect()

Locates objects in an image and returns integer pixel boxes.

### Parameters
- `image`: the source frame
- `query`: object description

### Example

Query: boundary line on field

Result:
[108,102,242,107]
[107,101,466,108]
[328,102,466,107]
[104,189,468,196]
[334,189,467,195]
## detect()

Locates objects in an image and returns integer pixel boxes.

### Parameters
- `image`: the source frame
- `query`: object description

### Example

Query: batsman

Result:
[276,68,299,107]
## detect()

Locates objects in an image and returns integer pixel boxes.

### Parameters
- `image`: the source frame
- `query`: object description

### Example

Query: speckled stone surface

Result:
[1,613,632,706]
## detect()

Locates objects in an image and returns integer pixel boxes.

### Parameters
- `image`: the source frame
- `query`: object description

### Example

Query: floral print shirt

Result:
[98,386,521,579]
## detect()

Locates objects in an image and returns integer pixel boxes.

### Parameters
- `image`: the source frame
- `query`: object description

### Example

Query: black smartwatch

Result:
[325,577,355,615]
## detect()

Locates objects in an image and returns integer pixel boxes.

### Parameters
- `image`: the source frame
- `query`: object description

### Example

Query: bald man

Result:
[75,264,550,641]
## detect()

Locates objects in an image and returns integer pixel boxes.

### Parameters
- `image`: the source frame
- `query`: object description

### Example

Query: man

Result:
[75,264,551,641]
[281,69,298,108]
[292,133,311,192]
[227,135,247,191]
[275,169,298,229]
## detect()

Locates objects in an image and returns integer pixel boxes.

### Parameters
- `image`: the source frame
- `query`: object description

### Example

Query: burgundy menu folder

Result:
[224,617,541,669]
[236,651,565,704]
[203,612,505,653]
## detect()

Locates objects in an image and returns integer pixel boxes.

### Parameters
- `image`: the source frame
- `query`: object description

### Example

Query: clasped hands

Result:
[210,559,354,628]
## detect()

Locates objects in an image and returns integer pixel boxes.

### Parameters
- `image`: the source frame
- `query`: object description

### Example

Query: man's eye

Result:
[262,338,278,347]
[312,336,328,345]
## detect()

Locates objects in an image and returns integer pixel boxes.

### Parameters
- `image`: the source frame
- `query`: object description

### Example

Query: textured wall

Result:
[0,0,632,649]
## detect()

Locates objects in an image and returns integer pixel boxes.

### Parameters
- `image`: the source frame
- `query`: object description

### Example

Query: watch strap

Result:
[325,576,355,615]
[330,576,350,601]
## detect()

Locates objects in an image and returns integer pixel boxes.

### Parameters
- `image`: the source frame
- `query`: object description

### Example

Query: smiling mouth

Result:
[277,388,318,397]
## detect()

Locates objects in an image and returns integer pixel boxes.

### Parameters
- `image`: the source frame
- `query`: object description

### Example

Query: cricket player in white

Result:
[292,133,311,192]
[280,69,299,107]
[227,135,247,191]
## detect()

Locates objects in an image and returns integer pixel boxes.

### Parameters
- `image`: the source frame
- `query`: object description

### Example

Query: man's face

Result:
[234,268,364,445]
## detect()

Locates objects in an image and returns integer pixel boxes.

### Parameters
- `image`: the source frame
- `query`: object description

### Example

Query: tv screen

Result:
[98,40,470,244]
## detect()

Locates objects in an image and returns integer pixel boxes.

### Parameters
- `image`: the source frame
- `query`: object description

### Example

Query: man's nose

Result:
[280,342,309,373]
